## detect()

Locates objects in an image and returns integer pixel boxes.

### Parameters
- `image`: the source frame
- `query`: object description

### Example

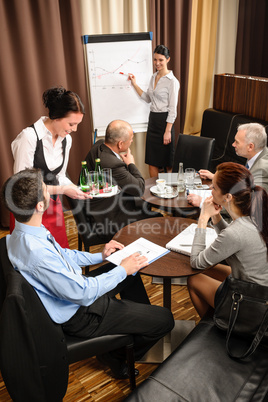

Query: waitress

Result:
[129,45,180,177]
[11,86,91,248]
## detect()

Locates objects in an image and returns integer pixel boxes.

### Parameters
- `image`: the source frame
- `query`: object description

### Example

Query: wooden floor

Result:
[0,211,200,402]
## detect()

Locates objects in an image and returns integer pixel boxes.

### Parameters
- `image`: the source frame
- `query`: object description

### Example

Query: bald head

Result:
[105,120,133,145]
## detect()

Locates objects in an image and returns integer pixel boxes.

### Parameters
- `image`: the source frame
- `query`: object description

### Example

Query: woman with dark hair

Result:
[129,45,179,177]
[187,162,268,318]
[11,86,91,247]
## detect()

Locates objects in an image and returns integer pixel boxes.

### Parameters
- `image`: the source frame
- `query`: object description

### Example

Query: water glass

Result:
[185,168,195,189]
[102,168,113,193]
[89,171,99,195]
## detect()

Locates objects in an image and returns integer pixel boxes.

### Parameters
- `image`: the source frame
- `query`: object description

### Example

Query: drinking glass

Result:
[102,168,113,193]
[89,171,99,195]
[185,168,195,189]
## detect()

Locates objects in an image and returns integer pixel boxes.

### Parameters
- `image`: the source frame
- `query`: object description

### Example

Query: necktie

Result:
[245,162,249,169]
[47,233,77,274]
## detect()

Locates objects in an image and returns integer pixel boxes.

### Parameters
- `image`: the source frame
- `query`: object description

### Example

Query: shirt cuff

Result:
[89,252,103,265]
[115,265,127,280]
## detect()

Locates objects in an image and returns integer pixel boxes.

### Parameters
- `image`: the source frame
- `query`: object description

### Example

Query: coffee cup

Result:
[156,179,166,193]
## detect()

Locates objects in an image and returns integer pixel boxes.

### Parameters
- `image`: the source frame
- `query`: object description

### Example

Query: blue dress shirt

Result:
[6,221,127,323]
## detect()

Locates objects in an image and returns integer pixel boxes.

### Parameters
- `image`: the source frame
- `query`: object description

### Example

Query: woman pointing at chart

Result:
[128,45,180,177]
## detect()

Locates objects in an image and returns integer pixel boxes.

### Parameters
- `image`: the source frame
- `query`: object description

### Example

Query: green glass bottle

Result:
[95,158,104,189]
[79,161,90,192]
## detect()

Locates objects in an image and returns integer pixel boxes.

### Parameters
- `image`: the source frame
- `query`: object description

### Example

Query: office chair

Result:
[0,237,136,401]
[172,134,215,172]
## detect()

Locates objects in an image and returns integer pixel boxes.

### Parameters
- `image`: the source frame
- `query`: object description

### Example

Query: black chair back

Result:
[0,237,68,401]
[172,134,215,172]
[0,237,136,400]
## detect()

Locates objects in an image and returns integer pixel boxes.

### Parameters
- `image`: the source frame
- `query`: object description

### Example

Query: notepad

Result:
[165,223,217,256]
[106,237,170,266]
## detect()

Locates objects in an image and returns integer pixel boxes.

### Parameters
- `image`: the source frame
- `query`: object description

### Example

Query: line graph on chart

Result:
[87,41,152,90]
[85,39,153,134]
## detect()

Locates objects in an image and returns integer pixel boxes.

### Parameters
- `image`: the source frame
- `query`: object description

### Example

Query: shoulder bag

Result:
[213,275,268,359]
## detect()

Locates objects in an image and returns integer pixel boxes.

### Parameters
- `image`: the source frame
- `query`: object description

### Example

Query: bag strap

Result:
[226,294,268,359]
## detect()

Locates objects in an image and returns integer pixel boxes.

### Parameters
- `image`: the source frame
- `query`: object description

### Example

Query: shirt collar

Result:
[247,150,262,169]
[154,71,174,80]
[35,116,65,143]
[14,220,49,240]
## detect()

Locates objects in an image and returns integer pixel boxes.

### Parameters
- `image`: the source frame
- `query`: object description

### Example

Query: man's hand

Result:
[187,193,202,207]
[121,148,135,166]
[198,169,214,180]
[120,252,149,276]
[102,240,124,259]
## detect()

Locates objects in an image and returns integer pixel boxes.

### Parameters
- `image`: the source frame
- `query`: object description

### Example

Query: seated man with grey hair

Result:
[188,122,268,207]
[80,120,160,244]
[86,120,145,197]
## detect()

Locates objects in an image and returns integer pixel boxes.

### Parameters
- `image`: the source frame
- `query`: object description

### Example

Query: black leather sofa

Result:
[125,316,268,402]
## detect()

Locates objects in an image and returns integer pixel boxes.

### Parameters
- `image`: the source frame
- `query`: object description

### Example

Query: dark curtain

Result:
[0,0,92,227]
[149,0,192,134]
[235,0,268,77]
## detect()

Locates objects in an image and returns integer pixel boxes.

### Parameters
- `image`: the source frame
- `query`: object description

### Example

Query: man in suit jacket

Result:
[85,120,144,196]
[83,120,159,242]
[188,122,268,207]
[2,168,174,379]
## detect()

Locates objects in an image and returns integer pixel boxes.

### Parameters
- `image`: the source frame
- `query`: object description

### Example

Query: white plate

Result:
[79,185,120,198]
[93,185,120,198]
[150,185,178,199]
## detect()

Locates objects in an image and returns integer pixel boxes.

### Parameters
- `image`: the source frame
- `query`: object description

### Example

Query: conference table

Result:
[113,216,201,362]
[141,176,211,216]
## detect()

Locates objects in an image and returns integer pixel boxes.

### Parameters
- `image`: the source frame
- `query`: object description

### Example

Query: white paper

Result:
[106,237,170,266]
[166,223,217,256]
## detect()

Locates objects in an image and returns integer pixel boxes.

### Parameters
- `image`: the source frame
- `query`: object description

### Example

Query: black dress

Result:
[145,111,175,168]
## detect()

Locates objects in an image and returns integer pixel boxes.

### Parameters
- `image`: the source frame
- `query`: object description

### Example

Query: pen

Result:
[179,244,192,247]
[119,72,129,76]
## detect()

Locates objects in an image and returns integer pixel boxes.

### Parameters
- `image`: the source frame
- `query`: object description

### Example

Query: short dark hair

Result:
[2,169,44,222]
[154,45,170,59]
[42,86,85,119]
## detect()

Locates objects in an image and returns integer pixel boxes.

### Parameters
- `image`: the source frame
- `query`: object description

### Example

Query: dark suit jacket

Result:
[81,140,156,244]
[85,140,145,197]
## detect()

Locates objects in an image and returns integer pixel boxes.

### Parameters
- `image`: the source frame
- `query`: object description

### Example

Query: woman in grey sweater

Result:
[188,162,268,318]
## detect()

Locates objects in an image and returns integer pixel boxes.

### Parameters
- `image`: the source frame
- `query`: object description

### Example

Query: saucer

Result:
[150,185,178,199]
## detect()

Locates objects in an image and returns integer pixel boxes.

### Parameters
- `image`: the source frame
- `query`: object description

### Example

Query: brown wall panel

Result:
[213,74,268,121]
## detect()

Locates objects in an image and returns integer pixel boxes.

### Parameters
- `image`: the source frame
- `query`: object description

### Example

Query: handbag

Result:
[213,275,268,359]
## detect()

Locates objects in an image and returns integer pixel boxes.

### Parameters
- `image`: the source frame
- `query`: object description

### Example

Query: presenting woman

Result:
[129,45,180,177]
[11,86,91,248]
[187,162,268,318]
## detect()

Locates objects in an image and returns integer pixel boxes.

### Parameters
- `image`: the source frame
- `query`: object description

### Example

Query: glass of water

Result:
[89,171,99,195]
[185,168,195,189]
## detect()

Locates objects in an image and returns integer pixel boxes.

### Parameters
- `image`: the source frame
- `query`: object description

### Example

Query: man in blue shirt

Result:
[2,168,174,379]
